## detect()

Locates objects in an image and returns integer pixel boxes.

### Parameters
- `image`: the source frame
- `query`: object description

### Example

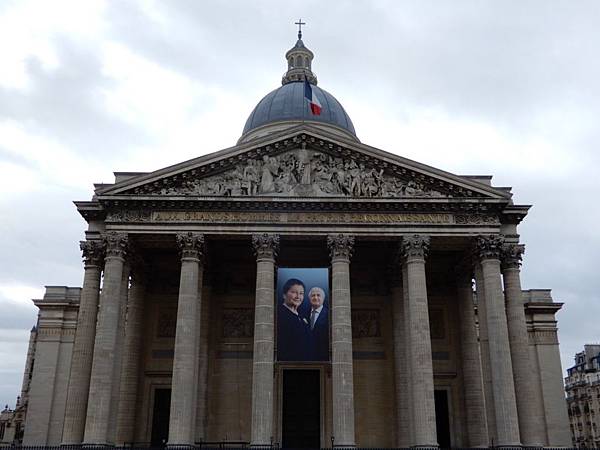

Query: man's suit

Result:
[307,305,329,361]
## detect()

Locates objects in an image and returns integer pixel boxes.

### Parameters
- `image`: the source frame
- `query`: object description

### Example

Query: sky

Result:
[1,0,599,408]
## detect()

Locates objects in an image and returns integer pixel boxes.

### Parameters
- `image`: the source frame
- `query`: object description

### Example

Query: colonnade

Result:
[60,231,545,447]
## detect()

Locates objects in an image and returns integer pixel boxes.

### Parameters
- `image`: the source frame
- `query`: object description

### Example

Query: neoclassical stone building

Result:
[21,33,571,448]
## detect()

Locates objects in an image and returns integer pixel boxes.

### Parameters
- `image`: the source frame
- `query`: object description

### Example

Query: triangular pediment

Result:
[97,125,510,201]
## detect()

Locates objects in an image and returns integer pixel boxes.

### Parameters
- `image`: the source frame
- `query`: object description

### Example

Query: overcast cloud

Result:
[1,0,599,408]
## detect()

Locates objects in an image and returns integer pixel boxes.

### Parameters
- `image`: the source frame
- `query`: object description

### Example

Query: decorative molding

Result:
[252,233,280,259]
[176,232,205,260]
[327,234,354,261]
[106,209,152,222]
[501,243,525,270]
[351,309,381,338]
[80,240,104,266]
[102,232,129,259]
[400,234,430,260]
[475,234,504,261]
[528,329,559,345]
[222,308,254,338]
[455,214,500,225]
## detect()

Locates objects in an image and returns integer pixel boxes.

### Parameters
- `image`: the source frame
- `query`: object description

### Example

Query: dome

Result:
[240,82,357,141]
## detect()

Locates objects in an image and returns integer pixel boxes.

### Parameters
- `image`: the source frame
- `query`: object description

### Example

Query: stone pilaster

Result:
[115,261,146,445]
[401,235,437,447]
[456,261,488,447]
[83,232,128,445]
[389,265,410,447]
[168,232,205,446]
[502,244,546,446]
[250,233,279,446]
[475,235,520,447]
[62,240,104,444]
[327,234,356,447]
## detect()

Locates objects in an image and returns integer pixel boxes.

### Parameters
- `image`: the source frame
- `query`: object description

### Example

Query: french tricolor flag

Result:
[304,79,322,115]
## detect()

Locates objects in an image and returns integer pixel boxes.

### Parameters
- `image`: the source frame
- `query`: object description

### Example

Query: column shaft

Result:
[62,241,103,444]
[457,270,488,447]
[195,284,212,444]
[391,281,410,447]
[402,235,437,447]
[477,236,520,446]
[328,234,356,447]
[83,233,128,445]
[502,245,546,446]
[115,268,146,445]
[168,233,204,445]
[250,234,279,446]
[474,265,496,442]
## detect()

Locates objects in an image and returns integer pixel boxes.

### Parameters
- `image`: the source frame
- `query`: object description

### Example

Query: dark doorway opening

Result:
[151,388,171,447]
[434,389,451,448]
[282,369,320,448]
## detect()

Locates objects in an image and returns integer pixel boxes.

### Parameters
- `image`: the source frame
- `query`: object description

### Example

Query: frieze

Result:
[106,209,502,226]
[133,148,451,198]
[351,309,381,338]
[222,308,254,338]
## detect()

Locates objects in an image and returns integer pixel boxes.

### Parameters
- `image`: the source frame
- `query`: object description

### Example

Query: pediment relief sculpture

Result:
[148,148,448,198]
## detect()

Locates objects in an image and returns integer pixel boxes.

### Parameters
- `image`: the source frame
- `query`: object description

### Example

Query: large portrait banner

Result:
[276,268,330,362]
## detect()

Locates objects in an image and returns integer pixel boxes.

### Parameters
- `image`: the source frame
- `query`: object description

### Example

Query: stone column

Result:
[62,240,104,444]
[250,233,279,446]
[401,235,437,447]
[456,262,488,447]
[474,264,496,442]
[475,235,520,447]
[107,260,131,442]
[502,244,546,446]
[115,261,147,445]
[168,233,205,446]
[83,232,128,445]
[390,266,410,447]
[327,234,356,447]
[195,282,212,444]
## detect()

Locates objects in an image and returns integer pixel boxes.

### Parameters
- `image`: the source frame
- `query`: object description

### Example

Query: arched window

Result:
[296,56,302,67]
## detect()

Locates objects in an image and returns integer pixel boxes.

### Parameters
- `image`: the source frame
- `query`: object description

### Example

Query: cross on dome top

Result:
[295,19,306,39]
[282,19,318,85]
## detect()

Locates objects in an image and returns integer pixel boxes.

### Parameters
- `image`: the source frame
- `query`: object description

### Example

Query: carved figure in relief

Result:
[156,148,449,198]
[260,155,279,193]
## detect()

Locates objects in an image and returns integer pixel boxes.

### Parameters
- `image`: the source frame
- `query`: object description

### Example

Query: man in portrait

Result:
[277,278,310,361]
[306,286,329,361]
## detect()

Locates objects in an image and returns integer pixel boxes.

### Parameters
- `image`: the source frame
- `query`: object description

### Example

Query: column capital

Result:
[474,234,504,261]
[176,232,205,260]
[327,234,354,261]
[501,243,525,270]
[400,234,430,261]
[102,232,129,259]
[80,240,104,267]
[252,233,280,259]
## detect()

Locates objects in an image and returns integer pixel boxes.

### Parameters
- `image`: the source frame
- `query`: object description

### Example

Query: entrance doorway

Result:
[281,369,320,448]
[434,389,451,448]
[151,388,171,447]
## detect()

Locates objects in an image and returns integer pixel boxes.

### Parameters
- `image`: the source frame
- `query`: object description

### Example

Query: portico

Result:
[20,32,571,448]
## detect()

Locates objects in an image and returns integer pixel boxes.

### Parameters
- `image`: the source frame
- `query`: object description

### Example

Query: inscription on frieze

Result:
[151,211,454,224]
[352,309,381,338]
